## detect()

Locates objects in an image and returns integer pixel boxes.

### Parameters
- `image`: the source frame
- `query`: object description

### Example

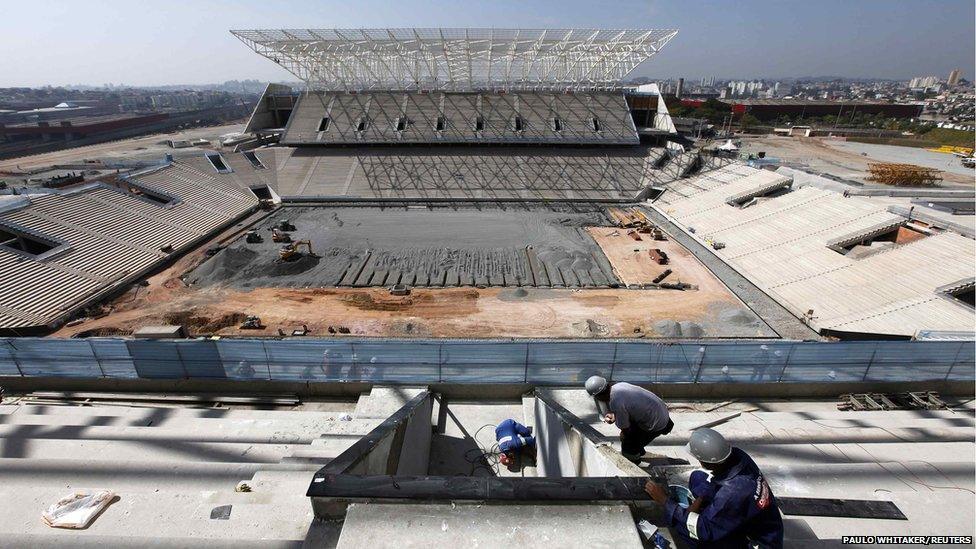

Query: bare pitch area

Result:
[55,205,773,339]
[188,206,621,289]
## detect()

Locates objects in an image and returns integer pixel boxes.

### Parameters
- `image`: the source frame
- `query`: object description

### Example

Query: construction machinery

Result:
[245,230,263,244]
[279,240,314,261]
[275,219,296,232]
[239,316,264,330]
[389,284,411,296]
[271,228,292,243]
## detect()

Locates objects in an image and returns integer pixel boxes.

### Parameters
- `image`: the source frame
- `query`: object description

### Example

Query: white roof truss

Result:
[231,28,678,91]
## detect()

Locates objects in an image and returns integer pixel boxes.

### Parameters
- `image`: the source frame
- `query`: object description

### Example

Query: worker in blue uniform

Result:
[494,418,535,469]
[644,428,784,548]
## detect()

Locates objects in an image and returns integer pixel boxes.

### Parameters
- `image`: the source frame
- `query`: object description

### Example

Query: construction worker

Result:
[585,375,673,464]
[644,428,784,548]
[494,418,535,469]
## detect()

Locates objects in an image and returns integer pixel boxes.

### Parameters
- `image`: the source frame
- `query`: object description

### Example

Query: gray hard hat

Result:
[585,375,609,396]
[688,428,732,464]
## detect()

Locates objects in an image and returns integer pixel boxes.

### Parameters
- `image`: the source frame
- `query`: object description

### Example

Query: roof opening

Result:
[117,181,180,207]
[206,153,232,174]
[317,117,331,132]
[726,180,793,208]
[474,116,484,132]
[249,185,273,201]
[513,116,524,132]
[552,117,562,132]
[396,116,409,132]
[591,117,601,132]
[435,116,446,132]
[939,279,975,308]
[242,151,265,169]
[645,187,665,201]
[0,226,62,258]
[950,285,975,308]
[357,117,370,132]
[830,223,930,259]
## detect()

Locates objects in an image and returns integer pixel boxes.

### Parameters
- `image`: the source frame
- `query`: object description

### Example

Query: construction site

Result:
[0,25,973,548]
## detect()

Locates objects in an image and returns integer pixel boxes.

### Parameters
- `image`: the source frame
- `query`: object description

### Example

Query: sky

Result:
[0,0,973,87]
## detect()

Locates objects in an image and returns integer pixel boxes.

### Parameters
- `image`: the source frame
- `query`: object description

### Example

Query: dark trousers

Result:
[621,418,674,462]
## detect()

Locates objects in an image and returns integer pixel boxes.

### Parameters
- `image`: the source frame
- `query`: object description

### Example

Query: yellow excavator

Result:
[279,240,314,261]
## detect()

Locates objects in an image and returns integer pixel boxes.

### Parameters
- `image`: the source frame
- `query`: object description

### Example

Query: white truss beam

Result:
[231,27,678,91]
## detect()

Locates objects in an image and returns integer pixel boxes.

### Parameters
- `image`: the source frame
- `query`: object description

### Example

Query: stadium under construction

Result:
[0,27,972,547]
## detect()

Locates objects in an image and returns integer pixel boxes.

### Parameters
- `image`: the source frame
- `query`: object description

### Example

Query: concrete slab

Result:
[428,400,533,477]
[336,503,643,549]
[353,386,427,418]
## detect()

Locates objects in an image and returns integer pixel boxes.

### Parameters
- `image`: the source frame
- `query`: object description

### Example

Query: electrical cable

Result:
[464,423,502,476]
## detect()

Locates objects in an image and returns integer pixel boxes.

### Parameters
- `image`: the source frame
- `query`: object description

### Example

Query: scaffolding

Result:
[866,163,943,187]
[230,28,678,92]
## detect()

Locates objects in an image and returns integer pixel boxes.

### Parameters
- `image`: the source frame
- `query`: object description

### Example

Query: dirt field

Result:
[740,136,974,186]
[53,216,773,339]
[54,283,773,339]
[0,123,245,172]
[587,227,724,290]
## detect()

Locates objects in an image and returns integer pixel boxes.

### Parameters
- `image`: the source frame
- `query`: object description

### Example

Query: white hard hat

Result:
[688,428,732,464]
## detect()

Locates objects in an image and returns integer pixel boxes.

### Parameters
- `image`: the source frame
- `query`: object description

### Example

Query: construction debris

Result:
[608,207,667,240]
[659,281,693,290]
[652,269,672,283]
[838,391,947,411]
[866,163,943,187]
[42,490,116,529]
[239,316,264,330]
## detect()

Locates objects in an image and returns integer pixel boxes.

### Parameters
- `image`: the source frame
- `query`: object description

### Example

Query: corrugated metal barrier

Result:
[0,338,972,384]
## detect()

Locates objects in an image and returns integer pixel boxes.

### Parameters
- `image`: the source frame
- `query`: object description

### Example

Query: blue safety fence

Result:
[0,338,972,384]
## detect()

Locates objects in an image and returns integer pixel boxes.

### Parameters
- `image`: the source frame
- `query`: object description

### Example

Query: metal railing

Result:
[0,338,972,384]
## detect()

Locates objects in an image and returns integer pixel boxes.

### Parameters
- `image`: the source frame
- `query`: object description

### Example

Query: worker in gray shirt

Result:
[586,376,673,464]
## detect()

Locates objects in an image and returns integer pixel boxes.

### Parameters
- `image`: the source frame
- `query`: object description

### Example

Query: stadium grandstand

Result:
[653,164,975,338]
[0,161,257,333]
[0,26,712,331]
[0,26,973,548]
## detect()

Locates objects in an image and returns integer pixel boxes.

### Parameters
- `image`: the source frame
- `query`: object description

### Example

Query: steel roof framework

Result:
[231,28,678,91]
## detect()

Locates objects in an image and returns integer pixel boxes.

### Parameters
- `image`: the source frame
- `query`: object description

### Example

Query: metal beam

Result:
[230,28,679,91]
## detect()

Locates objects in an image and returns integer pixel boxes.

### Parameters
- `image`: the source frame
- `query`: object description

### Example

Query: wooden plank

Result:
[778,497,907,520]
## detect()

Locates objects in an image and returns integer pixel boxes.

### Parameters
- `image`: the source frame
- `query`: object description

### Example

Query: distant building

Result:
[909,76,939,89]
[948,68,961,86]
[704,99,924,121]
